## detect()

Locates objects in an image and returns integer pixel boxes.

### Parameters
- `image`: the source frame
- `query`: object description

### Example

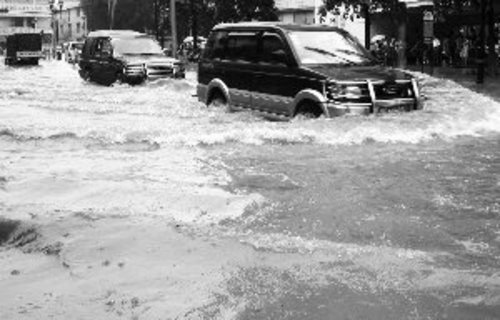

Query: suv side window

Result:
[260,32,289,65]
[93,38,112,58]
[82,38,93,57]
[203,31,227,60]
[92,38,112,58]
[225,31,258,63]
[101,39,112,57]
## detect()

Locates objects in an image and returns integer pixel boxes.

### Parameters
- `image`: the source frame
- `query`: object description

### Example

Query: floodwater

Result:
[1,61,499,319]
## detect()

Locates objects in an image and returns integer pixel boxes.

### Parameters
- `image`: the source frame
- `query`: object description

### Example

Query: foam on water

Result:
[1,61,500,149]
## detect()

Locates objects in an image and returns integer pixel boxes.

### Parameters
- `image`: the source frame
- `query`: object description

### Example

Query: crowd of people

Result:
[408,26,499,68]
[370,25,500,70]
[370,36,403,67]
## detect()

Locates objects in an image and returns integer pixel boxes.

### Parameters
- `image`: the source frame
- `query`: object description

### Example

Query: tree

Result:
[108,0,118,29]
[81,0,157,32]
[210,0,278,23]
[321,0,408,66]
[81,0,278,40]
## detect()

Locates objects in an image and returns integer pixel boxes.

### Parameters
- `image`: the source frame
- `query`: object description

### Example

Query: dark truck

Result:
[4,33,43,66]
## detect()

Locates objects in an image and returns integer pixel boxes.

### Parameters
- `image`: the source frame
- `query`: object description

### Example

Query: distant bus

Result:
[4,33,43,66]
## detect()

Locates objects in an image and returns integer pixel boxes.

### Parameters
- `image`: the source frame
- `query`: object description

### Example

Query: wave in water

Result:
[2,62,500,147]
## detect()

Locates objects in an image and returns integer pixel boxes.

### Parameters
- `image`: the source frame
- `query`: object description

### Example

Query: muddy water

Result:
[1,61,500,319]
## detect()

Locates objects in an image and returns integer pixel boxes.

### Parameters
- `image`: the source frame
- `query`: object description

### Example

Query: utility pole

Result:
[170,0,177,58]
[363,2,371,50]
[190,0,198,51]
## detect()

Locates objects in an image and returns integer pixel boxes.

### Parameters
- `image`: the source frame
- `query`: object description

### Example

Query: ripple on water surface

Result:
[1,61,500,319]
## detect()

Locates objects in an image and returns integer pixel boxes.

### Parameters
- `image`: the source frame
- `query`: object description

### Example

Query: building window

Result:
[77,8,81,17]
[68,23,72,37]
[68,11,70,21]
[76,22,81,34]
[13,17,24,27]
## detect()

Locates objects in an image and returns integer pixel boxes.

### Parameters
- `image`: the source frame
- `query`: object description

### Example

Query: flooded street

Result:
[1,60,500,319]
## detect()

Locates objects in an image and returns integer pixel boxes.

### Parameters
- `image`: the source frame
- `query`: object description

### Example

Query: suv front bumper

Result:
[124,63,185,81]
[325,79,424,117]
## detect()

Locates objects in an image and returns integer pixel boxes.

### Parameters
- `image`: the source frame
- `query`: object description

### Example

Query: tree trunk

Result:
[108,0,118,29]
[191,0,198,51]
[487,0,497,76]
[170,0,178,58]
[477,0,486,84]
[397,4,407,68]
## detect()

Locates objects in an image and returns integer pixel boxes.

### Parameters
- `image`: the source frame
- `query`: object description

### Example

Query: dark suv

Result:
[197,23,423,118]
[79,30,185,85]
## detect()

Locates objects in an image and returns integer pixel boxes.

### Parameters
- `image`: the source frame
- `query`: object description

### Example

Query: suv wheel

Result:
[208,91,227,108]
[295,101,323,119]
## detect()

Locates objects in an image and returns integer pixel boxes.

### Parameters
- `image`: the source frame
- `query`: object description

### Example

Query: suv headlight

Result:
[326,82,368,101]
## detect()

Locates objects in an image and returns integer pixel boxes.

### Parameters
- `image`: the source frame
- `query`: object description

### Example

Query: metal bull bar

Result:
[366,79,421,113]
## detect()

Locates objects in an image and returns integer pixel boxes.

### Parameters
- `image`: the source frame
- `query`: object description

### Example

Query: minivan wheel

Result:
[115,72,125,85]
[295,101,323,119]
[81,69,91,82]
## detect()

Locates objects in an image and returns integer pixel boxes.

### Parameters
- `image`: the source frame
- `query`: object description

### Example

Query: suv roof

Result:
[213,22,344,33]
[87,30,144,39]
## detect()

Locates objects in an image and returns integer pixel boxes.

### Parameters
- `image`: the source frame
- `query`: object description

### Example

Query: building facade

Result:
[275,0,366,44]
[0,0,52,48]
[275,0,319,25]
[54,0,87,43]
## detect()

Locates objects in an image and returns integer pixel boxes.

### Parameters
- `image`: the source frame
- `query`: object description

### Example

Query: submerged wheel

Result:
[208,91,227,108]
[294,100,323,119]
[81,69,91,82]
[114,72,125,85]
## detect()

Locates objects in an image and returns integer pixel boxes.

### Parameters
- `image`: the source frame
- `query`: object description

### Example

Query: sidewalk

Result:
[412,66,500,102]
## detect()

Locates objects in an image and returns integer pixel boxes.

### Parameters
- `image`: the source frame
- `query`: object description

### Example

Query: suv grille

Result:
[125,64,145,77]
[146,63,174,77]
[373,82,413,100]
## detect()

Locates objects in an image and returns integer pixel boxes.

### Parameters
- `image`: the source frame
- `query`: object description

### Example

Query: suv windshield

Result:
[289,30,375,66]
[112,38,163,55]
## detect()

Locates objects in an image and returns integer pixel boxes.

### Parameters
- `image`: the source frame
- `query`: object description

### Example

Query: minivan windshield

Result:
[112,37,164,55]
[288,30,375,66]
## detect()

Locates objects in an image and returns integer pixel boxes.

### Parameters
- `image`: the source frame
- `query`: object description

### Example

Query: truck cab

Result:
[4,33,43,66]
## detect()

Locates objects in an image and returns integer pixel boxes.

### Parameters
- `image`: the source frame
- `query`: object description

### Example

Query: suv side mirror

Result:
[271,49,290,66]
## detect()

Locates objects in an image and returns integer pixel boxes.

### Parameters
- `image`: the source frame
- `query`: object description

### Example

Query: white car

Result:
[66,41,84,63]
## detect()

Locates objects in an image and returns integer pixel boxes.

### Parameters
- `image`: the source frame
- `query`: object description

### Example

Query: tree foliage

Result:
[321,0,483,17]
[81,0,157,31]
[209,0,278,23]
[321,0,403,17]
[81,0,278,37]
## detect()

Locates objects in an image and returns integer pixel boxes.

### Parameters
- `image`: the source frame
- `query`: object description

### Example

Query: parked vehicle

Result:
[78,30,185,86]
[66,41,84,63]
[197,23,423,118]
[178,36,207,62]
[4,33,43,66]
